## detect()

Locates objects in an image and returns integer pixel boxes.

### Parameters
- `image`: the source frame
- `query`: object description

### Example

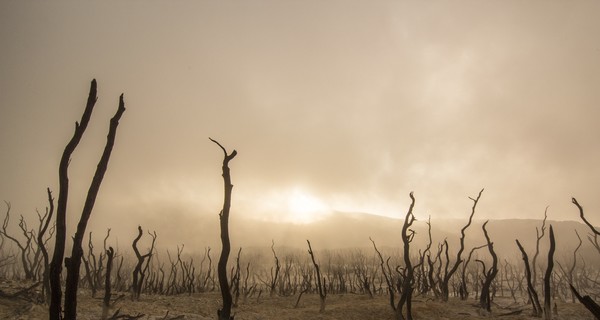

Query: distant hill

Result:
[108,208,599,265]
[225,211,600,264]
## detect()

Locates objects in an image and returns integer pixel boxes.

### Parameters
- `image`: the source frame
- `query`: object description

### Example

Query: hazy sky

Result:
[1,1,599,234]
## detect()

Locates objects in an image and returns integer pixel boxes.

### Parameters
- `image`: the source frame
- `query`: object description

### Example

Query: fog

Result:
[1,1,600,251]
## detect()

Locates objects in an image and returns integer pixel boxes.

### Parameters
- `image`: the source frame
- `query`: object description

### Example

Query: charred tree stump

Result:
[210,138,237,320]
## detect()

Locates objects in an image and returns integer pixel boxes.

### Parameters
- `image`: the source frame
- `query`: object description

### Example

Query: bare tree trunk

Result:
[39,188,54,304]
[101,247,114,320]
[516,239,542,317]
[131,226,156,300]
[307,240,326,313]
[269,240,280,297]
[210,138,237,320]
[479,221,498,313]
[396,192,416,320]
[63,90,126,320]
[543,225,555,320]
[532,208,548,290]
[570,284,600,319]
[460,244,486,300]
[49,80,98,320]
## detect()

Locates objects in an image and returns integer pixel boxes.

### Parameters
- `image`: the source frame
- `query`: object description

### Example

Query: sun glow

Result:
[255,187,331,224]
[286,188,329,223]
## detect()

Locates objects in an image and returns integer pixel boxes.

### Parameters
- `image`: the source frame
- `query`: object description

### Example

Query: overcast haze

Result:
[1,1,599,239]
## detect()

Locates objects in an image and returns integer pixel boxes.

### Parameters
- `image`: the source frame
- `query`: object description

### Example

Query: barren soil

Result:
[0,281,595,320]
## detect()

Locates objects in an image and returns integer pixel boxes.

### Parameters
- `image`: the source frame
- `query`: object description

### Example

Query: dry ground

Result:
[0,281,595,319]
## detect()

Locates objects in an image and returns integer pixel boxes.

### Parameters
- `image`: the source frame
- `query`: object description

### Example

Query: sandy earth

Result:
[1,286,597,320]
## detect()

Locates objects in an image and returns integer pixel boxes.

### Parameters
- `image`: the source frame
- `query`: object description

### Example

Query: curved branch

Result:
[572,198,600,236]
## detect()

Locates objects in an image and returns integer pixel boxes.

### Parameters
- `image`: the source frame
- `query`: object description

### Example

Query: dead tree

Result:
[440,188,484,301]
[102,247,115,320]
[533,208,548,290]
[307,239,326,312]
[479,221,498,312]
[63,84,125,320]
[396,192,416,320]
[1,202,35,280]
[370,237,395,311]
[131,226,157,300]
[38,188,54,304]
[48,80,126,320]
[571,197,600,318]
[269,240,281,297]
[49,79,99,320]
[210,138,237,320]
[543,225,555,320]
[459,244,487,300]
[516,239,542,317]
[564,230,582,303]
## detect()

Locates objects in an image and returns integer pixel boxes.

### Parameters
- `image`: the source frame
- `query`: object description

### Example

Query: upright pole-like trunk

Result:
[63,93,126,320]
[543,226,555,320]
[210,138,237,320]
[49,80,98,320]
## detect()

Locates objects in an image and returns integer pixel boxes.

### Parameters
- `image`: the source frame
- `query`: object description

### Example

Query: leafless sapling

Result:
[210,138,237,320]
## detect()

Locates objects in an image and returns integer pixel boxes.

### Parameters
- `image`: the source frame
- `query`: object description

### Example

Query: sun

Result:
[286,188,329,224]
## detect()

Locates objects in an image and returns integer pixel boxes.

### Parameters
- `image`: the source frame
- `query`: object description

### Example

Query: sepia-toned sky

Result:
[1,0,599,234]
